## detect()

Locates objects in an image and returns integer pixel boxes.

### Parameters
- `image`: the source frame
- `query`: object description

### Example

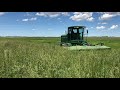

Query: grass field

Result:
[0,37,120,78]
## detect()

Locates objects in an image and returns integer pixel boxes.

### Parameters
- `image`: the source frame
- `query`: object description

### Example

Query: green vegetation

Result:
[0,37,120,78]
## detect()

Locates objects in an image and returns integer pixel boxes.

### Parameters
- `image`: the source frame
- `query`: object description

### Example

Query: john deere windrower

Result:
[60,26,111,50]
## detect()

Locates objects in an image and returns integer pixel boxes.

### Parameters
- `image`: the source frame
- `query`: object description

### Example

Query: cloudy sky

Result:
[0,12,120,37]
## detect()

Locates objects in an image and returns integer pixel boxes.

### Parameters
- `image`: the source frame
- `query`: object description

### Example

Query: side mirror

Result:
[87,30,88,34]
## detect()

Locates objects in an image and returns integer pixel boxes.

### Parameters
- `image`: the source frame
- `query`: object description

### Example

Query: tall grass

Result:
[0,37,120,78]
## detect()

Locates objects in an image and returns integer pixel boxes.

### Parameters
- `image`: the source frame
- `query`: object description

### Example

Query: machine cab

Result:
[68,26,86,41]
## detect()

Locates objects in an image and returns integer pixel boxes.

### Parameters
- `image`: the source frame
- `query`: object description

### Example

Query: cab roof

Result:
[68,26,86,28]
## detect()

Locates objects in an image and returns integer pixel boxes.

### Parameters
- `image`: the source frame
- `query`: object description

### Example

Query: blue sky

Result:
[0,12,120,37]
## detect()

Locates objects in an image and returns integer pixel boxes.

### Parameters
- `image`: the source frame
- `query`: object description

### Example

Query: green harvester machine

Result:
[60,26,111,50]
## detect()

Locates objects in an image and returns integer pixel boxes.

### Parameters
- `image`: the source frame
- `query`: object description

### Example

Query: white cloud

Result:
[70,12,94,22]
[61,12,70,16]
[87,17,94,21]
[50,14,60,18]
[36,12,60,17]
[99,14,115,20]
[30,17,37,21]
[99,12,120,20]
[36,12,69,18]
[32,29,36,30]
[96,26,106,29]
[22,17,37,22]
[98,22,107,24]
[110,25,118,29]
[22,19,29,21]
[0,12,5,16]
[36,12,47,17]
